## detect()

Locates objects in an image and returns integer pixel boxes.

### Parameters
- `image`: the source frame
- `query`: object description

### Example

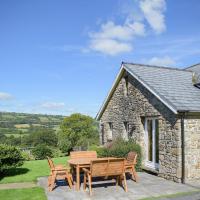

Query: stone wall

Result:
[185,117,200,180]
[99,71,182,182]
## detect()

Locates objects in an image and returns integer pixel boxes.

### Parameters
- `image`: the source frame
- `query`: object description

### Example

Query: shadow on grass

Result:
[0,168,30,181]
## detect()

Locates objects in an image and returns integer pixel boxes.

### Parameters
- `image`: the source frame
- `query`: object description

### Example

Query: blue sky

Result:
[0,0,200,117]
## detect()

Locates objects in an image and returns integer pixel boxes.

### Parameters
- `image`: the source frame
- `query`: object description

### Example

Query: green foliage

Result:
[51,148,65,158]
[23,128,58,147]
[59,113,99,151]
[0,144,24,173]
[97,138,142,171]
[21,151,34,161]
[57,129,72,153]
[32,144,53,160]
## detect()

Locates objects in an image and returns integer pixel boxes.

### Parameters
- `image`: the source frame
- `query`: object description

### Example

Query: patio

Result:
[37,172,199,200]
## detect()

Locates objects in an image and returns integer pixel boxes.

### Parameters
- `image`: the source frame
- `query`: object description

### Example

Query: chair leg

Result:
[132,167,139,182]
[116,176,119,186]
[49,174,56,191]
[123,173,128,192]
[88,174,92,196]
[66,172,73,189]
[48,175,52,190]
[83,173,87,191]
[70,174,74,185]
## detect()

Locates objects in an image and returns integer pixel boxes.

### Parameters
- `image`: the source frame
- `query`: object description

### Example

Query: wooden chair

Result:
[83,158,127,196]
[70,151,97,159]
[47,157,73,191]
[125,151,139,182]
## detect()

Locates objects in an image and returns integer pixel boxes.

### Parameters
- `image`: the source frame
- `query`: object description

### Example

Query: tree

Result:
[0,144,24,173]
[58,113,99,152]
[23,128,58,147]
[32,144,53,160]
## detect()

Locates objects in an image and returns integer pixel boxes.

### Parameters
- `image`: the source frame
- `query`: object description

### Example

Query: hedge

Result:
[89,137,142,171]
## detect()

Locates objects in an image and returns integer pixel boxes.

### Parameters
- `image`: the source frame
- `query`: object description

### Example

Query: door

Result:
[145,118,159,170]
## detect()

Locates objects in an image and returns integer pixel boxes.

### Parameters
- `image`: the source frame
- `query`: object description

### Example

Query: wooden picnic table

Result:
[68,157,115,191]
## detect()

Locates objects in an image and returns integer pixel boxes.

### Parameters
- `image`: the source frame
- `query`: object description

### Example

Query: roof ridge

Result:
[185,63,200,70]
[122,61,189,72]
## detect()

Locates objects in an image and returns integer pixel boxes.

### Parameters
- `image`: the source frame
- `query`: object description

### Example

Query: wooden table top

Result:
[68,157,116,165]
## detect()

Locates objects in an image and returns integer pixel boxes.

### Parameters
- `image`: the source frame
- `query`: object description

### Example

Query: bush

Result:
[97,138,142,171]
[52,148,65,158]
[21,151,34,161]
[0,144,24,173]
[32,144,53,160]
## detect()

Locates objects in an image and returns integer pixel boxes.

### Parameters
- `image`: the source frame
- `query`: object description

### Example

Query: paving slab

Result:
[37,172,199,200]
[0,182,36,190]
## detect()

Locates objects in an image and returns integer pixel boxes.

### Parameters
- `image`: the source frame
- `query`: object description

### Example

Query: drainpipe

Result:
[180,112,186,184]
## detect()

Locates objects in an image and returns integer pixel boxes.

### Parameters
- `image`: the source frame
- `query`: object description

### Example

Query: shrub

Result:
[97,138,142,171]
[52,148,65,157]
[21,151,34,161]
[32,144,53,160]
[0,144,24,173]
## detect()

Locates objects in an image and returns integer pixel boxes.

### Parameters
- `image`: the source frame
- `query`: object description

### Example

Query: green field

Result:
[0,157,69,184]
[0,112,64,137]
[0,187,47,200]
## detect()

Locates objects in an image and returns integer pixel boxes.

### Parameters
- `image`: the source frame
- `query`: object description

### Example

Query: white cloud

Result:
[40,102,65,110]
[140,0,166,34]
[127,22,146,36]
[89,21,144,55]
[89,21,135,41]
[0,92,13,100]
[89,38,132,56]
[147,56,176,66]
[87,0,167,55]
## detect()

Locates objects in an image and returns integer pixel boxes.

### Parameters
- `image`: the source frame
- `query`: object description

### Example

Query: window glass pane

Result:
[155,119,159,164]
[147,120,153,161]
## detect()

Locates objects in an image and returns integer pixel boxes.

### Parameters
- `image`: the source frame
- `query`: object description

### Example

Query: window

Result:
[107,122,113,140]
[145,118,159,170]
[124,76,128,96]
[100,124,104,145]
[123,122,129,140]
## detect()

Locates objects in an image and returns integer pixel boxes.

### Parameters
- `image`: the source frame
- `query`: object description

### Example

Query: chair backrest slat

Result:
[90,158,125,177]
[127,151,137,164]
[90,159,109,176]
[47,157,55,170]
[70,151,97,159]
[106,158,125,176]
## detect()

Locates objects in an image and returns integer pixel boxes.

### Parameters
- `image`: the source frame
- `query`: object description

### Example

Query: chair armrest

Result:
[52,167,70,172]
[82,168,90,174]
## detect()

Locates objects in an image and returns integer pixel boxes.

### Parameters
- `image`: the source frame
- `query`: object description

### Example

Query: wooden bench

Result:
[83,158,127,195]
[70,151,97,159]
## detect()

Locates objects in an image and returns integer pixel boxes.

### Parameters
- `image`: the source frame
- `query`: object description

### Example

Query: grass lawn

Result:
[0,157,69,184]
[0,187,47,200]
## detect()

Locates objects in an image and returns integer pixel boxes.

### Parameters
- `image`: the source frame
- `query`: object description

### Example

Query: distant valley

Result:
[0,112,65,137]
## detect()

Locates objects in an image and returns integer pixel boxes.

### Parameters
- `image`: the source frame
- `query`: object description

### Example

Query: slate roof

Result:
[185,63,200,74]
[96,63,200,119]
[124,63,200,113]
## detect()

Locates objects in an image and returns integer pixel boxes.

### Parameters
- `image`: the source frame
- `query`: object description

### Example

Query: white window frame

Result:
[144,117,159,170]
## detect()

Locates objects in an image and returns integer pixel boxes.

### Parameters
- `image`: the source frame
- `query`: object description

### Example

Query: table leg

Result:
[76,165,80,191]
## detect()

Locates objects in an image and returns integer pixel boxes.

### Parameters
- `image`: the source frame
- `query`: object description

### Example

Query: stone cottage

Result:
[96,62,200,183]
